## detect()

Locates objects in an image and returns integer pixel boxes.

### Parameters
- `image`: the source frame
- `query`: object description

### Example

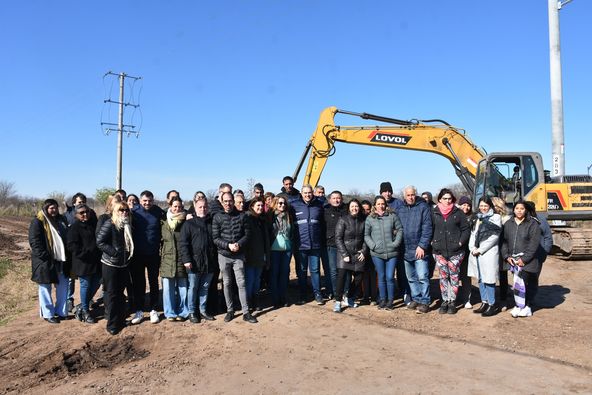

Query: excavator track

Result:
[552,228,592,260]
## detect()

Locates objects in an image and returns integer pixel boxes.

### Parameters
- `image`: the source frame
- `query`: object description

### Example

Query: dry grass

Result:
[0,258,37,325]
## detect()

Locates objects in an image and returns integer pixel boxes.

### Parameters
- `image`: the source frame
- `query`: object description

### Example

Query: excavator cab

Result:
[473,152,547,213]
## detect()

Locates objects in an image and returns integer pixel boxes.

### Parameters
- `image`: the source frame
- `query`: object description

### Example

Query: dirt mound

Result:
[1,334,149,394]
[0,232,17,252]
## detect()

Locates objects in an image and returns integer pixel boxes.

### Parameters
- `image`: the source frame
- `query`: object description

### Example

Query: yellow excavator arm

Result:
[293,107,486,194]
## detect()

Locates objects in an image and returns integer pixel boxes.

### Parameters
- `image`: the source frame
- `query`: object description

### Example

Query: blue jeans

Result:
[476,259,496,305]
[297,249,321,297]
[404,259,431,305]
[187,272,213,314]
[372,256,396,302]
[270,250,291,305]
[245,266,263,301]
[396,258,411,296]
[321,246,338,296]
[162,277,189,319]
[79,273,101,311]
[38,272,69,319]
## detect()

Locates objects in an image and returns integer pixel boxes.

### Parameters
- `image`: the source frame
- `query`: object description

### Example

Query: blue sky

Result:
[1,1,590,201]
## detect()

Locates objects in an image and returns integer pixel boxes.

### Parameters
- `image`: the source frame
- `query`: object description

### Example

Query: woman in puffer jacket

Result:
[333,199,369,313]
[468,196,502,317]
[96,201,134,335]
[501,200,541,318]
[364,196,403,310]
[431,189,470,315]
[160,196,188,321]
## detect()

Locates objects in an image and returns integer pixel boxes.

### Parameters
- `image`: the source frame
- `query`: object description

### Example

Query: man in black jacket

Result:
[321,190,346,299]
[212,192,257,323]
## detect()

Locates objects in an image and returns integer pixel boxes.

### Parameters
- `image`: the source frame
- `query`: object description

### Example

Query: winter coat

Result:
[212,209,250,257]
[395,198,433,261]
[245,213,271,268]
[468,211,502,283]
[29,215,69,284]
[269,212,295,252]
[324,204,347,248]
[179,216,216,274]
[501,216,542,273]
[536,216,553,263]
[96,220,130,268]
[67,219,101,277]
[431,205,470,259]
[131,205,165,255]
[277,187,301,203]
[364,211,403,260]
[292,197,324,251]
[335,214,368,272]
[159,219,187,278]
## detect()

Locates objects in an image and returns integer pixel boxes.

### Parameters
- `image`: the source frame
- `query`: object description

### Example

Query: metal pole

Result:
[548,0,565,177]
[116,73,125,190]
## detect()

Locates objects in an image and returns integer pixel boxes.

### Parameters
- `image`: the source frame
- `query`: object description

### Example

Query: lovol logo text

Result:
[368,131,412,145]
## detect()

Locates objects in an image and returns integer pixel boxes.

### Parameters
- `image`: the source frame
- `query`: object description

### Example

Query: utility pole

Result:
[548,0,573,177]
[101,71,141,190]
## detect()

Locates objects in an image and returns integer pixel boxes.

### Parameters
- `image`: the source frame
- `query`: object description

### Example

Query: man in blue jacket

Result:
[396,185,433,314]
[130,190,165,324]
[292,184,325,305]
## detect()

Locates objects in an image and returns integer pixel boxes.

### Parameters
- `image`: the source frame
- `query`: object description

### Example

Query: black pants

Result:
[334,268,363,301]
[499,269,509,301]
[130,253,160,311]
[362,265,377,302]
[102,263,129,332]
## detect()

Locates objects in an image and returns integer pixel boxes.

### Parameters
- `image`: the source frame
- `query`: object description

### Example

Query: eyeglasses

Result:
[77,210,89,215]
[118,208,130,213]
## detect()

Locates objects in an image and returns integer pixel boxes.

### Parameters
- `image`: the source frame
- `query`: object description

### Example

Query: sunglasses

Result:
[77,210,89,215]
[277,202,286,205]
[118,208,130,213]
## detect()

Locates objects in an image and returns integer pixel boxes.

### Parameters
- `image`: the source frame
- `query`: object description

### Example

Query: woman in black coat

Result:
[431,189,470,315]
[67,204,101,323]
[96,201,134,335]
[333,199,368,313]
[29,199,70,324]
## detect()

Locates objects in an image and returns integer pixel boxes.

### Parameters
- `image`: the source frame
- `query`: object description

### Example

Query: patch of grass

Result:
[0,258,12,279]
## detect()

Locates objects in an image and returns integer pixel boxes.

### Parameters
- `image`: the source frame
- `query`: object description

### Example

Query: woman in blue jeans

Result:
[245,199,270,311]
[364,196,403,309]
[268,196,294,308]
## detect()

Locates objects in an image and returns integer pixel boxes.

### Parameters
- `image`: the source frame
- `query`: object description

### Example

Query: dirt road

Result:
[0,217,591,394]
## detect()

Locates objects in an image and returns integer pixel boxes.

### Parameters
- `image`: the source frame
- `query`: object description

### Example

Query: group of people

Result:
[28,177,552,335]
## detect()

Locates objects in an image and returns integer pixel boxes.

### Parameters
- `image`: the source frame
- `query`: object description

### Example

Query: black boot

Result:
[481,304,498,317]
[474,303,488,314]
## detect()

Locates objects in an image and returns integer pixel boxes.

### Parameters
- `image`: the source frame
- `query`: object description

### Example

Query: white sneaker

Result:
[510,306,521,318]
[403,294,411,306]
[517,306,532,318]
[464,301,473,309]
[150,310,160,324]
[131,310,143,325]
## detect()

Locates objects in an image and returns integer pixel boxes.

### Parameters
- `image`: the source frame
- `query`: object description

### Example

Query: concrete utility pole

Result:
[548,0,573,177]
[101,71,141,190]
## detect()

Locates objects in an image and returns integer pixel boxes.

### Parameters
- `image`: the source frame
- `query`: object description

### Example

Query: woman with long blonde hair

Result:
[96,200,134,335]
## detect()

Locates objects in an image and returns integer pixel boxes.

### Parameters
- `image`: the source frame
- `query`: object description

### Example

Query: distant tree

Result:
[0,181,16,205]
[95,187,116,206]
[441,182,468,199]
[245,178,256,200]
[206,189,218,202]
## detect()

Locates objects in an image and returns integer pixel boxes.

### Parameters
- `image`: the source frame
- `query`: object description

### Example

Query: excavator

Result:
[292,106,592,259]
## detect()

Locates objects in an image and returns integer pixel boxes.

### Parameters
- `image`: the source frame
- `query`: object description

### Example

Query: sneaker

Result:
[464,301,473,309]
[447,303,457,315]
[347,297,358,309]
[149,310,160,324]
[224,312,235,322]
[416,304,429,314]
[243,313,258,323]
[315,295,325,305]
[407,301,418,311]
[131,310,143,325]
[333,301,342,313]
[403,294,411,306]
[439,302,449,314]
[517,306,532,318]
[510,306,521,318]
[167,317,175,322]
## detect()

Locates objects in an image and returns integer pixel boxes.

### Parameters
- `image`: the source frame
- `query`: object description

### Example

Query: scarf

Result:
[37,210,66,262]
[437,202,454,219]
[167,208,187,230]
[474,209,501,248]
[122,218,134,259]
[274,212,289,235]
